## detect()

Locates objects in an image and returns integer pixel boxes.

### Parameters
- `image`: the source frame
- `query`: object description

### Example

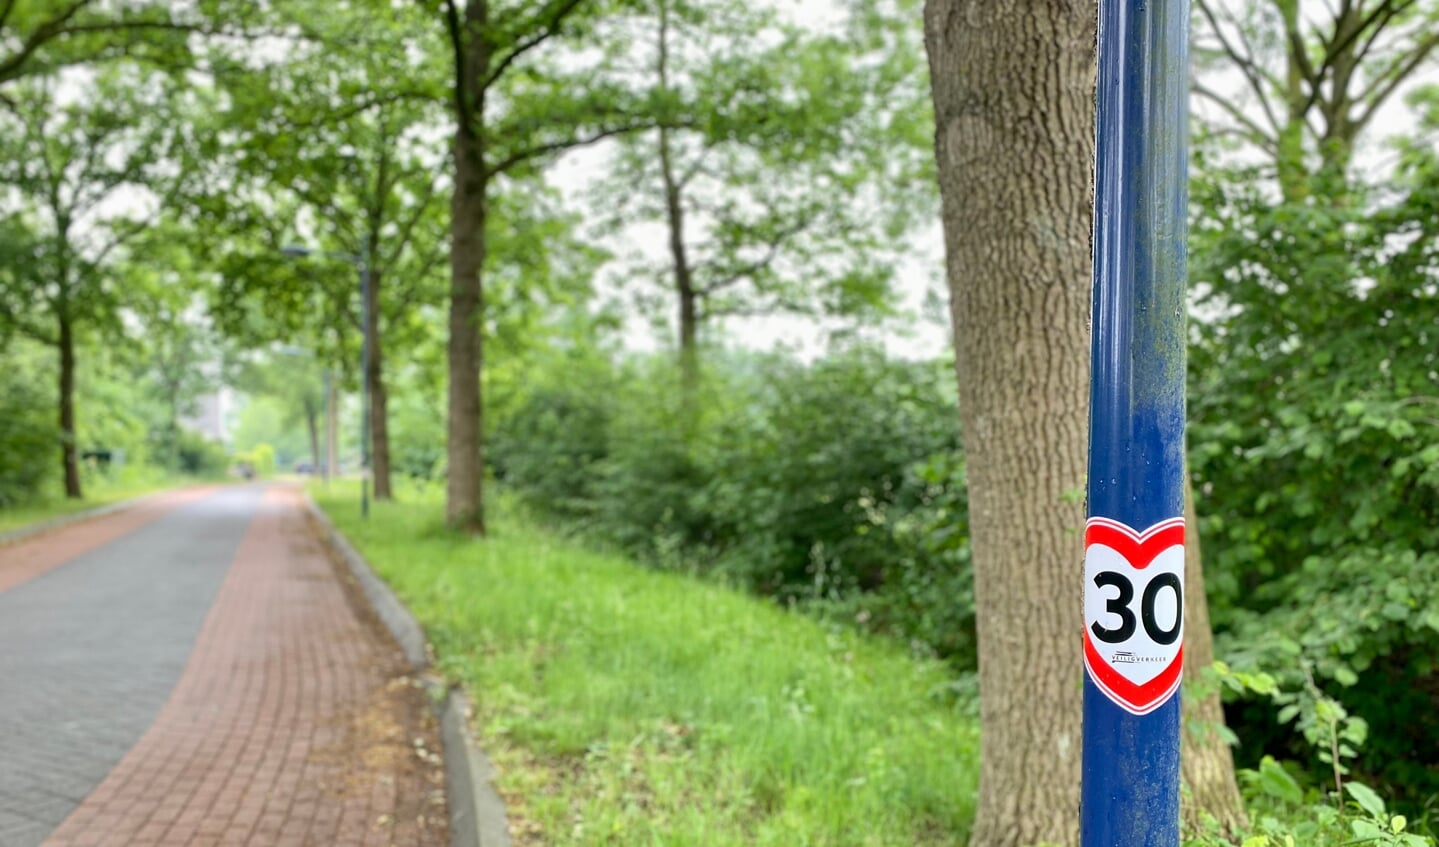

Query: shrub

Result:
[490,346,975,662]
[0,373,56,506]
[174,431,230,478]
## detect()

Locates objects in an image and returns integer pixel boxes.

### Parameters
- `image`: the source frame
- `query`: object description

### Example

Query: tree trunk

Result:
[660,126,699,394]
[325,371,338,482]
[167,382,182,471]
[58,313,83,499]
[447,139,487,533]
[924,3,1095,845]
[445,3,489,534]
[366,269,393,500]
[655,2,699,395]
[1180,473,1249,833]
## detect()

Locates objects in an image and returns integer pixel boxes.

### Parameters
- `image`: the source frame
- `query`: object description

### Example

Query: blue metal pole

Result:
[1082,0,1189,843]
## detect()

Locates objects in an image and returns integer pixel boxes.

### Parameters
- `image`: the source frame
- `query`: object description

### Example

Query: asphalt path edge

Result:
[303,492,512,847]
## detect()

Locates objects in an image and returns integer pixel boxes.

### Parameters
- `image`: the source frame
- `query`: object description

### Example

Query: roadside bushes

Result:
[233,443,276,478]
[488,346,976,661]
[491,322,1439,816]
[1188,177,1439,810]
[173,431,230,477]
[0,341,58,506]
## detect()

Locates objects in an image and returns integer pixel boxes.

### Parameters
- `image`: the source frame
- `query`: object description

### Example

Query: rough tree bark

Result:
[447,141,487,533]
[444,0,490,534]
[58,311,82,499]
[1181,475,1249,832]
[923,2,1096,844]
[365,268,392,500]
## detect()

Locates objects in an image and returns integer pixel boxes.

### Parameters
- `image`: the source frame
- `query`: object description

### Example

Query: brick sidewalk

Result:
[42,487,447,847]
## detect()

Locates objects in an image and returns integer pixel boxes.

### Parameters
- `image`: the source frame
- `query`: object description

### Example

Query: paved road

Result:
[0,487,259,845]
[0,486,446,847]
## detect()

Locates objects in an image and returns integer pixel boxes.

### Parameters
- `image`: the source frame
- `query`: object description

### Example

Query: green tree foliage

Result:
[230,352,329,470]
[1189,100,1439,805]
[0,339,59,505]
[1187,0,1439,816]
[203,0,448,500]
[0,0,227,86]
[1193,0,1439,197]
[588,0,931,386]
[490,346,976,663]
[434,0,678,533]
[0,67,200,496]
[117,225,225,472]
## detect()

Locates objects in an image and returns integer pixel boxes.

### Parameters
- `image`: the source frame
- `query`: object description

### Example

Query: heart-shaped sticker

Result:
[1083,516,1185,715]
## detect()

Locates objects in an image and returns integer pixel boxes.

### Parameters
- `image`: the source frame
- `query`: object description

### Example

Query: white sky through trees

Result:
[545,0,952,364]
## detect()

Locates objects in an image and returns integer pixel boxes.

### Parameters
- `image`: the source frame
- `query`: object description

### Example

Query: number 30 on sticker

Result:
[1090,570,1182,645]
[1082,517,1185,716]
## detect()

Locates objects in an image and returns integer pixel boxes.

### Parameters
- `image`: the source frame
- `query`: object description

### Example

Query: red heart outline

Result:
[1083,516,1185,715]
[1084,517,1184,569]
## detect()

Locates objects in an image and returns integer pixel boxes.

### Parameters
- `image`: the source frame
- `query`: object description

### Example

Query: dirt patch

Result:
[308,507,450,842]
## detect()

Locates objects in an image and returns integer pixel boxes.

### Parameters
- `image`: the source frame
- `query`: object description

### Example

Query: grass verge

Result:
[313,483,980,846]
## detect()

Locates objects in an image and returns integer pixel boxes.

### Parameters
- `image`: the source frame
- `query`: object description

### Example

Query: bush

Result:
[490,346,975,662]
[174,431,230,478]
[488,354,618,521]
[234,442,276,478]
[0,350,57,506]
[1189,171,1439,810]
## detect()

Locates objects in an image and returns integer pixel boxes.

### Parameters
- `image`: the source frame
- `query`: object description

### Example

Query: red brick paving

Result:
[0,487,220,595]
[42,487,447,847]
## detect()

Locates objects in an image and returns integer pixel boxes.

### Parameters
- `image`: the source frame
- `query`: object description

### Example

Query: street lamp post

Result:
[281,244,372,520]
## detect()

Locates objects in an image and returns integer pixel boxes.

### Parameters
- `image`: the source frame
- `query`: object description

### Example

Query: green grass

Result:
[314,483,980,846]
[0,471,202,534]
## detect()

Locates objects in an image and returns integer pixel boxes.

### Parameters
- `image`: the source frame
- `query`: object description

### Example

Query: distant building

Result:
[180,388,233,446]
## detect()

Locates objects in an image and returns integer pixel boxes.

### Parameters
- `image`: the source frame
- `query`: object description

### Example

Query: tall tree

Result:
[438,0,660,533]
[0,69,192,497]
[1180,466,1247,830]
[1193,0,1439,199]
[202,0,449,499]
[123,252,222,470]
[591,0,929,392]
[923,2,1094,845]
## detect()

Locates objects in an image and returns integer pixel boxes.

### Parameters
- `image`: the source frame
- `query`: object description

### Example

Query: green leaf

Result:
[1256,756,1303,805]
[1351,819,1386,840]
[1345,781,1387,819]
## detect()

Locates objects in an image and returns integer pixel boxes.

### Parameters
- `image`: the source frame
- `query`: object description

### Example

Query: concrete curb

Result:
[442,690,513,847]
[0,493,160,547]
[303,494,512,847]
